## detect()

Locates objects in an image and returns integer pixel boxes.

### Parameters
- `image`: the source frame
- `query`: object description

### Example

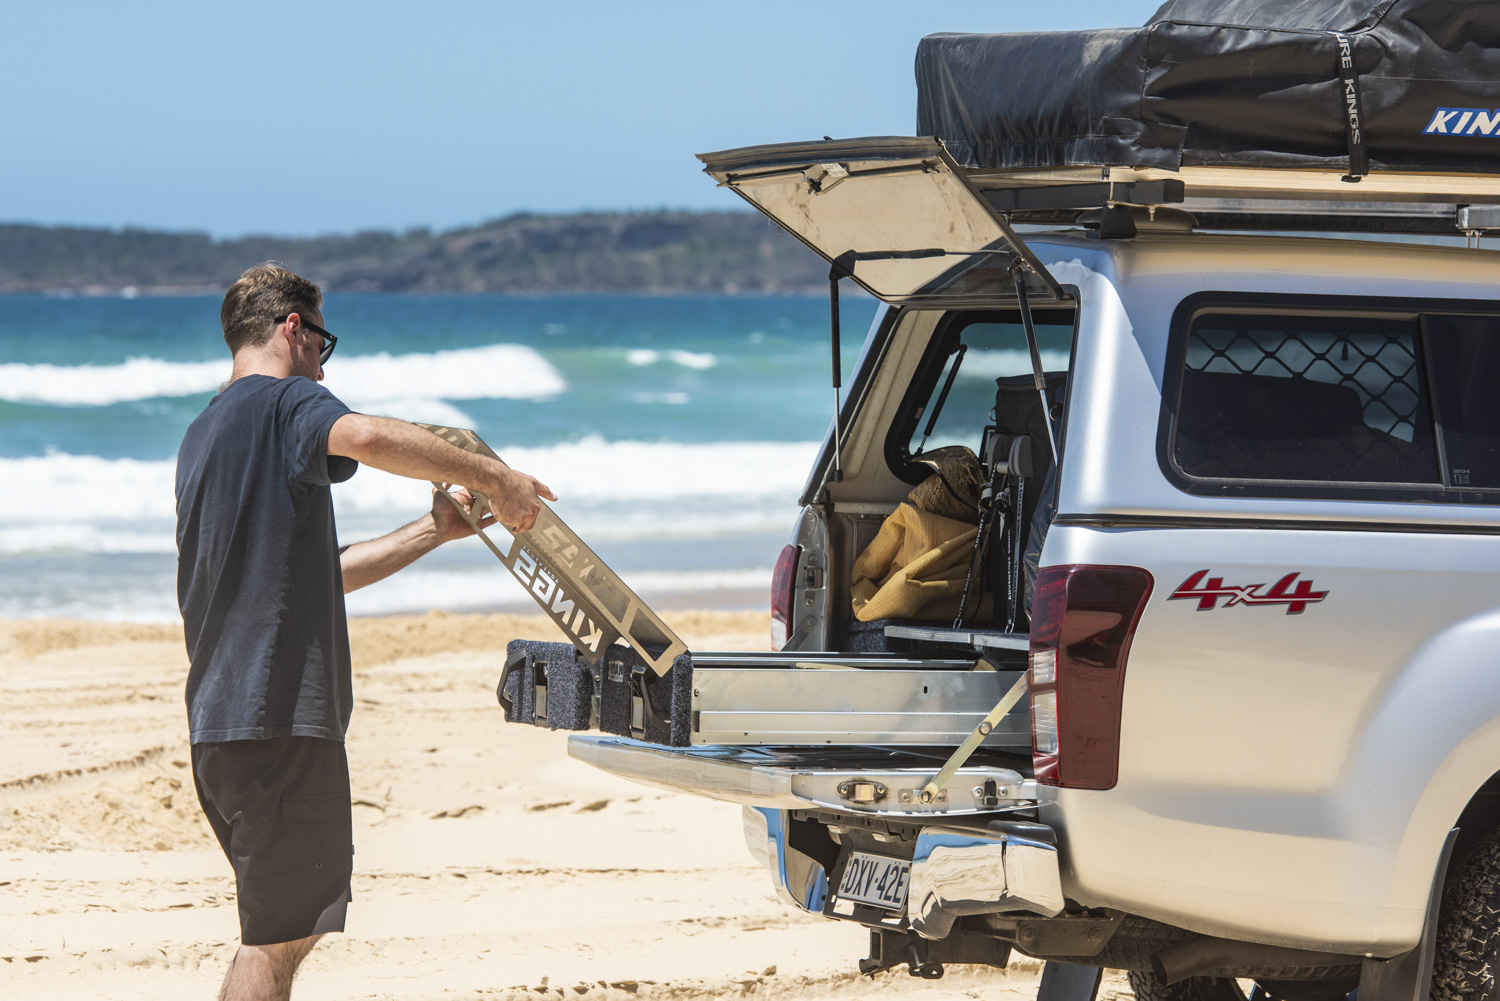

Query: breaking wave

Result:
[957,348,1071,379]
[0,343,566,407]
[0,439,820,556]
[624,349,717,370]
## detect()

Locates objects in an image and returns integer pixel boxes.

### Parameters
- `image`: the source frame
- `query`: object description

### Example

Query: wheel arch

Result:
[1337,607,1500,947]
[1382,706,1500,930]
[1445,771,1500,878]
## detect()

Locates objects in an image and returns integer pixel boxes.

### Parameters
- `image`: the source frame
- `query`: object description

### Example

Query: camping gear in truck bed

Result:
[417,424,1034,755]
[917,1,1500,178]
[501,640,1031,750]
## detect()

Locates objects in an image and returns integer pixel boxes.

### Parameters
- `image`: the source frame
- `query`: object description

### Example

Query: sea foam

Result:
[0,439,820,556]
[625,349,717,370]
[0,343,566,407]
[958,348,1072,379]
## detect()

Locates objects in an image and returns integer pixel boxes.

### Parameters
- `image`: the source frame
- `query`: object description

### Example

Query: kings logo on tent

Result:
[1424,108,1500,136]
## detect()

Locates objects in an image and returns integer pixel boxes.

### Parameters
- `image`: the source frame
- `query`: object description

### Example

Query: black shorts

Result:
[192,736,354,946]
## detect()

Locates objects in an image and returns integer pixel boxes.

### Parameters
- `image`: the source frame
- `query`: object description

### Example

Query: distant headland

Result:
[0,211,829,295]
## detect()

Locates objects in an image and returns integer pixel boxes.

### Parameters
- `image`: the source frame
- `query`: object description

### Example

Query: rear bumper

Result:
[743,806,1064,939]
[909,827,1065,937]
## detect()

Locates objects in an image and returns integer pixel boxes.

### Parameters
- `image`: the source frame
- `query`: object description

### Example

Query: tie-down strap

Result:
[919,671,1030,804]
[1332,31,1369,182]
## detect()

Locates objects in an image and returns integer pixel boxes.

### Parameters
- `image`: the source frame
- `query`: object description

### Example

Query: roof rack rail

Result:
[966,166,1500,238]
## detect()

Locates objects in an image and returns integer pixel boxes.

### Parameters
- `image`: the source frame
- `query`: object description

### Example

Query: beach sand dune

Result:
[0,611,1100,1001]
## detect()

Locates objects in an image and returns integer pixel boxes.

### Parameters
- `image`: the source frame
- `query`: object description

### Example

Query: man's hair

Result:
[220,262,323,354]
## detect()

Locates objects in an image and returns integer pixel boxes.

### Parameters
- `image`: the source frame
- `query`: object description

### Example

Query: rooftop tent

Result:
[915,0,1500,177]
[1148,0,1397,31]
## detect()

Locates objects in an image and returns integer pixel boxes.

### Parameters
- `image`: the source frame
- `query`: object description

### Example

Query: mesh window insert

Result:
[1173,312,1440,485]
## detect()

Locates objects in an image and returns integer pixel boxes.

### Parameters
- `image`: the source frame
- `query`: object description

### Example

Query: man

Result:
[175,262,554,1001]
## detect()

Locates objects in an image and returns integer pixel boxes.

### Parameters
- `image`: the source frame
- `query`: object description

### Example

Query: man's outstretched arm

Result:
[326,413,555,532]
[340,485,489,593]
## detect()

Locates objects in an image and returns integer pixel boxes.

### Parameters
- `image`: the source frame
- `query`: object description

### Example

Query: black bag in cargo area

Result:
[987,374,1066,632]
[916,0,1500,178]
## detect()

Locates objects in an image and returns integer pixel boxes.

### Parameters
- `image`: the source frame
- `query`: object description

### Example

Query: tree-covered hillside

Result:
[0,211,827,294]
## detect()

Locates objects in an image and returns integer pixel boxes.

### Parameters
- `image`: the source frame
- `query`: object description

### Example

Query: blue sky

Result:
[3,1,1164,237]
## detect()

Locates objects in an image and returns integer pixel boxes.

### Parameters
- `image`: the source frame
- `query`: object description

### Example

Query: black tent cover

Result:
[916,1,1500,177]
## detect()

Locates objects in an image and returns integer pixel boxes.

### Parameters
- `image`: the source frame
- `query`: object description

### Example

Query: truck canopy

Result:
[916,0,1500,177]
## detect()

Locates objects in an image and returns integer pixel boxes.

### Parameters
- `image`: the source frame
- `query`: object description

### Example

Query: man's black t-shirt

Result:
[176,375,358,744]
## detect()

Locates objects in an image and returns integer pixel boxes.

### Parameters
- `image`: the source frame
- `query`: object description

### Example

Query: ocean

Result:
[0,292,879,623]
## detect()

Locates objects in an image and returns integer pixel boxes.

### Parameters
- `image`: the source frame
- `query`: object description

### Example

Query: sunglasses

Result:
[277,314,338,364]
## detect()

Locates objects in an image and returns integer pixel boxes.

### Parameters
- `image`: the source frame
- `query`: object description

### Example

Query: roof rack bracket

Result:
[984,179,1186,214]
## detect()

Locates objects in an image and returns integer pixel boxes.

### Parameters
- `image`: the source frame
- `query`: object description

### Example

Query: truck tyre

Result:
[1431,831,1500,1001]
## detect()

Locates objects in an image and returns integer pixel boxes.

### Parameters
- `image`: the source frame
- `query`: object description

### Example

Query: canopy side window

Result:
[1159,293,1500,503]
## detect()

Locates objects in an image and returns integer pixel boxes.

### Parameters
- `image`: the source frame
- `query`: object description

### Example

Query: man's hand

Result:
[483,467,555,535]
[430,485,496,543]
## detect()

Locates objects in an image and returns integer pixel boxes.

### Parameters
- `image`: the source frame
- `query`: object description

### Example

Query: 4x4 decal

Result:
[1169,570,1328,615]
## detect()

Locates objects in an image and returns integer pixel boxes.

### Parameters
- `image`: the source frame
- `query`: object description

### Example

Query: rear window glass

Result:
[908,316,1072,456]
[1165,298,1500,502]
[1424,314,1500,490]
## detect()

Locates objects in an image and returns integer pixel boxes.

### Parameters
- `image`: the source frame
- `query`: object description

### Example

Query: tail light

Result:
[771,544,801,650]
[1028,564,1154,790]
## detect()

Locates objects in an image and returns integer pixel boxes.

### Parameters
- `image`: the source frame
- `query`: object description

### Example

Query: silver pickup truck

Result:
[499,134,1500,1001]
[496,7,1500,1000]
[498,132,1500,1001]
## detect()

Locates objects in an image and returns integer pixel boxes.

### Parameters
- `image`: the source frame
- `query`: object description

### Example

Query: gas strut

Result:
[827,252,856,483]
[1013,265,1059,464]
[826,247,947,485]
[916,342,968,456]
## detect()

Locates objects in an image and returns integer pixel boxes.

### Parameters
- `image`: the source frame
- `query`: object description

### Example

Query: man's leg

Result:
[218,934,323,1001]
[193,739,354,997]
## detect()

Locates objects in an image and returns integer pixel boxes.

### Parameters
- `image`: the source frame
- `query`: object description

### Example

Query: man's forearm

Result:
[327,413,553,533]
[340,514,444,593]
[325,414,555,531]
[328,414,495,489]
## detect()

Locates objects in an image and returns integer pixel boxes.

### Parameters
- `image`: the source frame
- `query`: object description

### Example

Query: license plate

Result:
[836,851,911,912]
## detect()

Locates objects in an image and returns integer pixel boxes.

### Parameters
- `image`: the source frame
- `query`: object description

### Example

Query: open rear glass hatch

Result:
[697,136,1069,308]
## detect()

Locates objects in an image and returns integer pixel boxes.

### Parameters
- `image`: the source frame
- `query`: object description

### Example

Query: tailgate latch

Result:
[837,781,888,805]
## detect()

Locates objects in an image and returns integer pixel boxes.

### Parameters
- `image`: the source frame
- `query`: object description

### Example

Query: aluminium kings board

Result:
[415,423,687,677]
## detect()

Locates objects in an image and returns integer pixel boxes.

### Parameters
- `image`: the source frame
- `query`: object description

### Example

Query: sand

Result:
[0,610,1123,1001]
